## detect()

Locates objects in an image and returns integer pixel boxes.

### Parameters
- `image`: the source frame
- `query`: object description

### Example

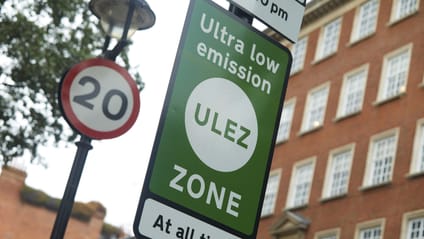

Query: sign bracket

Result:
[229,4,253,24]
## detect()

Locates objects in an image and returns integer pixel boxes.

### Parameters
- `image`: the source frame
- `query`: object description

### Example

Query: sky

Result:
[19,0,271,235]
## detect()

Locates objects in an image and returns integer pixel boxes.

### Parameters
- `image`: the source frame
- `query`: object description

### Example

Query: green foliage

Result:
[0,0,142,166]
[20,184,96,222]
[45,197,61,211]
[101,223,124,237]
[72,202,95,222]
[20,185,49,206]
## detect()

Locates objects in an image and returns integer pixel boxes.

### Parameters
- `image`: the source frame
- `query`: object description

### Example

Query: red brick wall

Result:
[0,166,104,239]
[257,0,424,238]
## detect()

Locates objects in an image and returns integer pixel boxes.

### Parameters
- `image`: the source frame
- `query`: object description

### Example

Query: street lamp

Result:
[50,1,155,239]
[89,0,156,59]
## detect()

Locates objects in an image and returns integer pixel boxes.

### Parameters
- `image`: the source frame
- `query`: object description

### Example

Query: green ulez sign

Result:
[134,0,291,238]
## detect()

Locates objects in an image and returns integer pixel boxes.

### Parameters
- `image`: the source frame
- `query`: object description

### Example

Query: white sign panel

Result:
[229,0,305,42]
[139,199,242,239]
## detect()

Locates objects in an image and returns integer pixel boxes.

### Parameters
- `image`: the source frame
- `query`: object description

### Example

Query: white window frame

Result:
[276,98,296,143]
[390,0,420,23]
[354,218,386,239]
[286,157,316,209]
[261,169,282,217]
[315,228,340,239]
[410,118,424,176]
[301,82,330,133]
[362,128,399,188]
[376,43,412,103]
[336,64,368,119]
[400,209,424,239]
[351,0,379,43]
[322,143,354,200]
[315,17,342,61]
[290,36,308,75]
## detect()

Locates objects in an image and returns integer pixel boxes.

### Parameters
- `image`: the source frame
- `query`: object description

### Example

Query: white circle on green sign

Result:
[185,77,258,173]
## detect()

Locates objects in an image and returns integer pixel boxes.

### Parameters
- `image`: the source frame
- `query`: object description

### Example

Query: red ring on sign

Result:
[59,58,140,139]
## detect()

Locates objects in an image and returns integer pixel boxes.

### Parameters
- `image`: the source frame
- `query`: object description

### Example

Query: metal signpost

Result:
[228,0,306,43]
[133,0,292,238]
[52,58,140,239]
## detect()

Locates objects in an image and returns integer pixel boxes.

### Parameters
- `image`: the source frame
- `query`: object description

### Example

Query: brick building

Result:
[0,165,122,239]
[257,0,424,238]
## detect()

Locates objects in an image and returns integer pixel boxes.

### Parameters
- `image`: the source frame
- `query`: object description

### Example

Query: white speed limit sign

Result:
[59,58,140,139]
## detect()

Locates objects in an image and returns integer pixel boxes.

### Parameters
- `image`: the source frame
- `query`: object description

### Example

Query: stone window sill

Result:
[320,193,347,203]
[333,111,361,122]
[387,10,419,27]
[373,92,406,107]
[359,181,392,192]
[298,125,323,137]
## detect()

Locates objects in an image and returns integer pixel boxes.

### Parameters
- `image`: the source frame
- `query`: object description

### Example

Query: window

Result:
[363,128,399,188]
[407,217,424,239]
[291,36,308,74]
[276,98,296,143]
[377,44,412,102]
[315,228,340,239]
[355,218,385,239]
[359,226,382,239]
[261,170,281,217]
[401,210,424,239]
[337,65,368,118]
[410,118,424,175]
[391,0,419,22]
[351,0,379,42]
[286,157,315,209]
[316,17,342,60]
[322,144,354,199]
[319,234,337,239]
[301,83,330,133]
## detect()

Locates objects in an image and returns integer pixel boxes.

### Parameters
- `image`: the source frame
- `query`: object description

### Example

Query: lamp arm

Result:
[121,0,136,42]
[103,39,131,61]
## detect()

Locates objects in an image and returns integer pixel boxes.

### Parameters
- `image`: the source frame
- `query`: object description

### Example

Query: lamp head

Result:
[89,0,155,39]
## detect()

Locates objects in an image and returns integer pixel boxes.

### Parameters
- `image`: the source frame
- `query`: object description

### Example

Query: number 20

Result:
[73,76,128,121]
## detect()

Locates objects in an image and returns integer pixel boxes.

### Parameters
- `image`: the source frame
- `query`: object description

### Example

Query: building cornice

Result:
[303,0,351,26]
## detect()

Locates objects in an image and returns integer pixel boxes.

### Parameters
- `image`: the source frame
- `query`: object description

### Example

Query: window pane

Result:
[383,49,410,99]
[407,217,424,239]
[291,37,308,73]
[420,126,424,172]
[304,86,329,131]
[359,226,382,239]
[320,235,337,239]
[340,69,366,116]
[328,149,352,197]
[261,173,280,216]
[415,124,424,173]
[396,0,418,19]
[318,18,341,59]
[370,135,396,185]
[277,101,295,142]
[355,0,379,40]
[292,163,313,207]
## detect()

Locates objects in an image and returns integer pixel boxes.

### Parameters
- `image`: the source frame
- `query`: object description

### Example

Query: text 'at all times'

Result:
[153,215,212,239]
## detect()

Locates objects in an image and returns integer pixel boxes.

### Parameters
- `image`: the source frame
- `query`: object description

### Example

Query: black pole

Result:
[50,135,93,239]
